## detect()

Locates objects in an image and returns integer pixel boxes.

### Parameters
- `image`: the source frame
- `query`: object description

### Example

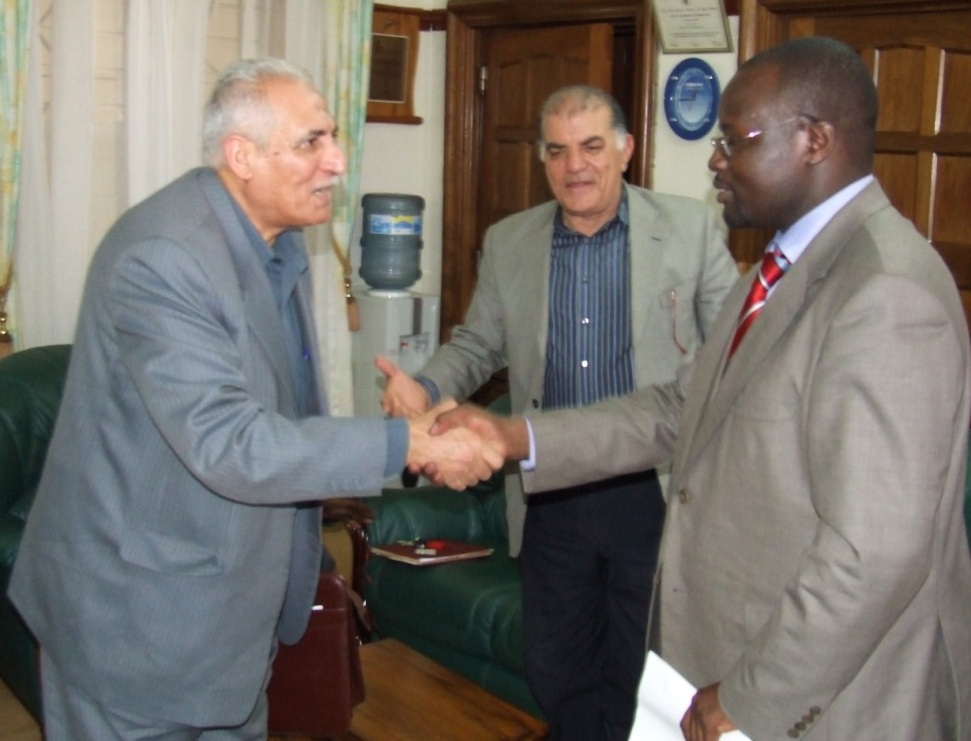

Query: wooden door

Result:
[478,24,614,252]
[735,0,971,333]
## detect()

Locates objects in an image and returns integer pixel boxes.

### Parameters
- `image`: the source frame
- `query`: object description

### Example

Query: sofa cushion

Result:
[363,480,528,699]
[365,544,524,675]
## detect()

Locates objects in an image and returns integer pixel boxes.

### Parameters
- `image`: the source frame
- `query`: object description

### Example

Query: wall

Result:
[652,16,740,217]
[351,0,447,300]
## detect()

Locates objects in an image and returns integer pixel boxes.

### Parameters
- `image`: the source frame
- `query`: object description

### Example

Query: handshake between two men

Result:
[382,356,529,491]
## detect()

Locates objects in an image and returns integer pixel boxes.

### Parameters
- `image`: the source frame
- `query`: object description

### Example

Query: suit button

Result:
[678,489,690,504]
[531,399,539,409]
[810,706,821,717]
[787,730,799,739]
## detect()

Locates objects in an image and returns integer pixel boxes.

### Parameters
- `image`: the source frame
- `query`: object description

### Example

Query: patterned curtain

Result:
[0,0,30,356]
[321,0,373,300]
[318,0,373,415]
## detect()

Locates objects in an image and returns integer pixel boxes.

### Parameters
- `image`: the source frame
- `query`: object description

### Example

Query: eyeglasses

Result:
[710,114,818,159]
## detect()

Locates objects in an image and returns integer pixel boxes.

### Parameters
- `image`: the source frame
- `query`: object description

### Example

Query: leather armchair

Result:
[0,344,72,719]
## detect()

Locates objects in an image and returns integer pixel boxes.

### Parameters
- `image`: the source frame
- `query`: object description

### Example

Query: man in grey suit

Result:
[380,86,738,739]
[435,38,971,740]
[8,58,499,738]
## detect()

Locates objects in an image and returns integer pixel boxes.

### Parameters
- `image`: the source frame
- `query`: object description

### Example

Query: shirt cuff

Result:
[415,375,441,405]
[384,417,409,477]
[519,418,537,472]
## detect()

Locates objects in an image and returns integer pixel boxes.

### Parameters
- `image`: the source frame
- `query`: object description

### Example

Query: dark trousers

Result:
[519,470,664,741]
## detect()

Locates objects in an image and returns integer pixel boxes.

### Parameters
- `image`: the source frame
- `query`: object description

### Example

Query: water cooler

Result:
[351,194,440,417]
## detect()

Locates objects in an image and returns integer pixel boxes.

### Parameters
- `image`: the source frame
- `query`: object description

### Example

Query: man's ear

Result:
[223,134,255,180]
[621,132,635,172]
[805,119,835,165]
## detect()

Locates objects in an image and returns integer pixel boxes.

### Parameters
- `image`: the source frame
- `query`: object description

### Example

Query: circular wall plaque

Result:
[663,58,720,140]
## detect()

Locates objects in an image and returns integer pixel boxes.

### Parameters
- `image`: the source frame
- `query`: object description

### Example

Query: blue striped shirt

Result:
[543,194,635,410]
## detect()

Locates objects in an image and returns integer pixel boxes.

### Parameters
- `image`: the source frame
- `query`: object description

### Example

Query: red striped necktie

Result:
[727,245,790,361]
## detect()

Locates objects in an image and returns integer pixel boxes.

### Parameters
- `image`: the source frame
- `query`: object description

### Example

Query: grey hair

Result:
[202,57,317,168]
[537,85,629,161]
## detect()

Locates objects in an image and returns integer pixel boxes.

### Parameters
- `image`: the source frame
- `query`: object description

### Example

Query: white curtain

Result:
[126,0,209,205]
[16,0,96,348]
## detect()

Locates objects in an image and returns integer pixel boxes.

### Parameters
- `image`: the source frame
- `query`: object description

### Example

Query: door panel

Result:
[737,2,971,335]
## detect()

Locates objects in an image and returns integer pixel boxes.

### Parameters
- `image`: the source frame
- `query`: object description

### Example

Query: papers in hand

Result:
[629,651,752,741]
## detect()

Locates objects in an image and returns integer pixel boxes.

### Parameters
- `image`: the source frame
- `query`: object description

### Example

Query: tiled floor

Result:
[0,679,41,741]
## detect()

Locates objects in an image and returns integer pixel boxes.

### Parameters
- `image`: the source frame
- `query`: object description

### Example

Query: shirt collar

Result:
[225,192,306,272]
[553,185,629,240]
[773,174,874,264]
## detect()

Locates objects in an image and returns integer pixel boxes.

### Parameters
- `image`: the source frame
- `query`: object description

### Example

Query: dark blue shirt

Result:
[231,202,316,419]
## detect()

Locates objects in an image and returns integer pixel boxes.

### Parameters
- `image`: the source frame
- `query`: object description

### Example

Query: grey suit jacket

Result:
[9,168,395,726]
[524,182,971,739]
[419,183,738,554]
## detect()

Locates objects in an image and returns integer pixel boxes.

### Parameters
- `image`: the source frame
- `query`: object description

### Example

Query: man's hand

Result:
[681,683,737,741]
[432,403,531,462]
[375,355,431,418]
[406,399,503,490]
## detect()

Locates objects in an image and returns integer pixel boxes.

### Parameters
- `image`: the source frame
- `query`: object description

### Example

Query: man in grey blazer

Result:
[7,58,499,738]
[435,38,971,740]
[380,86,738,739]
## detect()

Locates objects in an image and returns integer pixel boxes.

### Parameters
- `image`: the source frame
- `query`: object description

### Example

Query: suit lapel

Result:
[294,267,328,415]
[627,185,667,365]
[674,181,892,476]
[198,170,293,398]
[520,216,554,398]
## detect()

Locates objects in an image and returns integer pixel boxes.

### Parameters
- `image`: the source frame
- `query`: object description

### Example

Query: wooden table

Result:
[339,638,547,740]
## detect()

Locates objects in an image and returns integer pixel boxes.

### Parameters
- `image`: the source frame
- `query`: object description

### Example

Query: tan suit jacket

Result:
[419,183,739,554]
[523,182,971,739]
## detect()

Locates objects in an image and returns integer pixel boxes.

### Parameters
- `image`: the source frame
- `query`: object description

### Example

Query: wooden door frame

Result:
[441,1,659,335]
[738,0,971,60]
[729,0,971,263]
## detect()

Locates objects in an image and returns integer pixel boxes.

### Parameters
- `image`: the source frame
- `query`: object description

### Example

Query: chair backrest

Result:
[0,345,72,527]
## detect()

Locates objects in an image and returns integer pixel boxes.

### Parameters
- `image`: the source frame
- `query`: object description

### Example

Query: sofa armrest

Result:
[365,486,493,546]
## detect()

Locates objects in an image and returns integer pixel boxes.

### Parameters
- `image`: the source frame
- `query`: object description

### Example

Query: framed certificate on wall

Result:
[653,0,733,54]
[368,7,421,124]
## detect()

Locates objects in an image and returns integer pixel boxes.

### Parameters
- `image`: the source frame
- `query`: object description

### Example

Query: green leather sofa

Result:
[360,469,542,718]
[0,344,71,719]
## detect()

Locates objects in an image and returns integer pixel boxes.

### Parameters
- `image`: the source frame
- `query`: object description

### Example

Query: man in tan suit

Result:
[435,37,971,740]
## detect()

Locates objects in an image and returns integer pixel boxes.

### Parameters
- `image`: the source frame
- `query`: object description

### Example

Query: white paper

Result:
[629,651,752,741]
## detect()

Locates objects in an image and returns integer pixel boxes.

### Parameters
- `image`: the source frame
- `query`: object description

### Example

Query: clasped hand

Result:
[404,400,506,490]
[378,355,515,490]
